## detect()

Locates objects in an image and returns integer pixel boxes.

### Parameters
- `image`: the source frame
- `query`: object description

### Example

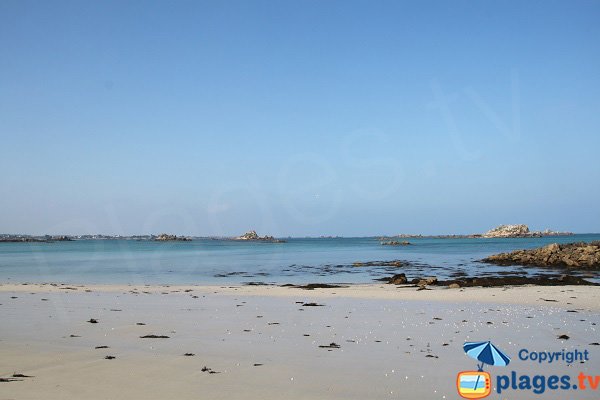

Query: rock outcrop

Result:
[435,275,596,287]
[234,230,285,243]
[482,241,600,269]
[483,224,531,238]
[381,274,597,287]
[154,233,192,242]
[387,273,408,284]
[482,224,573,238]
[236,230,260,240]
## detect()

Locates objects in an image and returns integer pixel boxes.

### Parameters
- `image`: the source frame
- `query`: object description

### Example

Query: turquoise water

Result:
[0,235,598,285]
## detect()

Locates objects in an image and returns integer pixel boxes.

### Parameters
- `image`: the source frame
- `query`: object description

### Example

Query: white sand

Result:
[1,283,599,399]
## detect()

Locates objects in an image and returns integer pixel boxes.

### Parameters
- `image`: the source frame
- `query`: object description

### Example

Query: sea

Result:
[0,235,598,285]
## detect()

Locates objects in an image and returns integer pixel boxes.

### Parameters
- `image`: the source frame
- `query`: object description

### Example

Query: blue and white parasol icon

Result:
[463,341,511,371]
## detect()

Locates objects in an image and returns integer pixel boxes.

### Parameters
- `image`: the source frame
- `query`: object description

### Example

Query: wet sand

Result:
[1,283,599,399]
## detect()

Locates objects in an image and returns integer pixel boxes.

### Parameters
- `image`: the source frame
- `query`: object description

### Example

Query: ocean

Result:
[1,235,598,285]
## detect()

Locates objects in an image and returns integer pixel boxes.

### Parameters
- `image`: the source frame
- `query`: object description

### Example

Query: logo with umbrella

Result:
[457,341,511,399]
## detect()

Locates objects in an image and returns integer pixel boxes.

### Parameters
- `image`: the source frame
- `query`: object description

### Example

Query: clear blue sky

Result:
[1,0,599,236]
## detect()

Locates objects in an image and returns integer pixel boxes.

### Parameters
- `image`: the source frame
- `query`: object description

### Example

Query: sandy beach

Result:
[1,283,599,399]
[3,0,599,398]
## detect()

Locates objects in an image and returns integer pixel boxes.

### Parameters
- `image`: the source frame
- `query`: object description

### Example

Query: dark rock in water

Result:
[104,356,116,360]
[12,373,33,378]
[183,353,195,356]
[214,271,248,277]
[482,242,600,269]
[87,318,98,324]
[558,334,570,340]
[385,273,408,285]
[381,240,412,246]
[384,274,597,287]
[354,260,411,268]
[95,346,109,349]
[301,302,324,307]
[439,275,596,287]
[417,277,438,287]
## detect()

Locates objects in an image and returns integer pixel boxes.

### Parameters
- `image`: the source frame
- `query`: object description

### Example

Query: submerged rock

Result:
[353,260,412,268]
[381,240,412,246]
[482,242,600,270]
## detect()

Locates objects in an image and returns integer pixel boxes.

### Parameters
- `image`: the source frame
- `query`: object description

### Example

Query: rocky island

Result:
[234,230,285,243]
[389,224,573,240]
[481,224,572,238]
[482,241,600,269]
[154,233,192,242]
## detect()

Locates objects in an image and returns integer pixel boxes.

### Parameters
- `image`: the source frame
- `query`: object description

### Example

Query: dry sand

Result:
[1,283,599,399]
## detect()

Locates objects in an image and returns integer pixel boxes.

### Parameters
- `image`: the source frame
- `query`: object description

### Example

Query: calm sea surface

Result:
[1,235,598,285]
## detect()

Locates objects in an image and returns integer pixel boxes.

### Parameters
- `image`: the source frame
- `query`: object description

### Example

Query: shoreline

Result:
[0,232,589,243]
[2,282,599,311]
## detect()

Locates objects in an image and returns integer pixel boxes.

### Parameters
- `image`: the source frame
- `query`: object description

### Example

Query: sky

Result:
[1,0,599,236]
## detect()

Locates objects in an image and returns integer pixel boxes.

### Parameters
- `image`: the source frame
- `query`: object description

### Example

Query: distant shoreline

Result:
[1,233,591,243]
